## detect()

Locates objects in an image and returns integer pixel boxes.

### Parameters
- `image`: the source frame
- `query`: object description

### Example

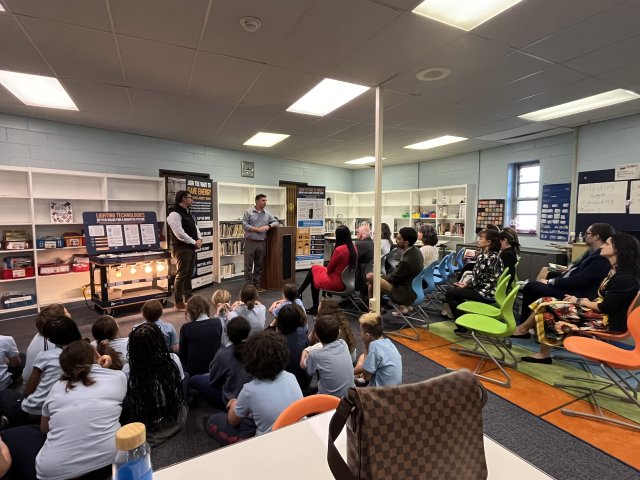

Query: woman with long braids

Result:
[2,340,125,480]
[122,323,187,447]
[297,225,358,315]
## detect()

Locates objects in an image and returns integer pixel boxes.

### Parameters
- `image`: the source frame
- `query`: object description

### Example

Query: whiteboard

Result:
[577,181,627,214]
[630,181,640,215]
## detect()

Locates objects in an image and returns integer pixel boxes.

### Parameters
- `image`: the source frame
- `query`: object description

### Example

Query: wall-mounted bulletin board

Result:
[476,199,504,232]
[576,169,640,239]
[540,183,571,242]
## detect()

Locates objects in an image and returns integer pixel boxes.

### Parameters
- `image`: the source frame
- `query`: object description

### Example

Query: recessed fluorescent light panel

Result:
[243,132,290,147]
[286,78,369,116]
[0,4,5,12]
[412,0,523,31]
[404,135,467,150]
[518,89,640,122]
[0,70,78,110]
[345,156,386,165]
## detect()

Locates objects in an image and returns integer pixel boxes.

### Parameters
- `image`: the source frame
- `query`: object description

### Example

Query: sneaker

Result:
[175,302,186,311]
[255,285,266,293]
[0,415,9,430]
[305,307,318,316]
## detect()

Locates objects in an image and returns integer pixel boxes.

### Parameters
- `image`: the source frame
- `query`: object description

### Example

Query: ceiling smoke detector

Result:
[240,17,262,33]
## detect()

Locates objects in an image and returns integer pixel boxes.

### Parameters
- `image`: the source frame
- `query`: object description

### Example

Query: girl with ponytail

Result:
[231,284,267,336]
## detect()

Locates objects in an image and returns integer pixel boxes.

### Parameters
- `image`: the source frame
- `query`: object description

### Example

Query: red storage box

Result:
[1,241,32,250]
[1,267,35,279]
[71,263,90,272]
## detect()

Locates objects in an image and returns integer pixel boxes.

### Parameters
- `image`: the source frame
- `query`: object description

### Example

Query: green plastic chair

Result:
[456,274,511,318]
[451,284,520,388]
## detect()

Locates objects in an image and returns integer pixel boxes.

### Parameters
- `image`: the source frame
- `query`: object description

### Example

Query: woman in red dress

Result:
[297,225,357,315]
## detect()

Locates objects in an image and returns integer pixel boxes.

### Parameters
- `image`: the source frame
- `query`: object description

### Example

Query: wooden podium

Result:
[263,226,296,290]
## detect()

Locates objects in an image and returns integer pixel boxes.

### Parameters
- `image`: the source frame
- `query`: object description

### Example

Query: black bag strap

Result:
[327,396,357,480]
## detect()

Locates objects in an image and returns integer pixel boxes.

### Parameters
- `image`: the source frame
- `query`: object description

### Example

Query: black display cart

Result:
[83,211,170,315]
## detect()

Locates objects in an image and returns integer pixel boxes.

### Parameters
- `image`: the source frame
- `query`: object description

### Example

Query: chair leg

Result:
[560,363,640,431]
[383,304,420,341]
[450,332,516,388]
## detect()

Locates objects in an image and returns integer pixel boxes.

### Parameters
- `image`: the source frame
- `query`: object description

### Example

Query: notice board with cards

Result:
[475,199,505,232]
[540,183,570,242]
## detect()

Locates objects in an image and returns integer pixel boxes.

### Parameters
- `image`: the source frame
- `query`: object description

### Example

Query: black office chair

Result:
[323,265,369,316]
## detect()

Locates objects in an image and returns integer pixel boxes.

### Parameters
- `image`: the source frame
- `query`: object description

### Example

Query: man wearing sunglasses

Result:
[167,190,202,310]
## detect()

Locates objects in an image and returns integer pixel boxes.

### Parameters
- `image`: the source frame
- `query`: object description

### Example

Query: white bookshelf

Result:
[324,184,475,243]
[325,190,355,233]
[0,166,166,316]
[212,182,286,283]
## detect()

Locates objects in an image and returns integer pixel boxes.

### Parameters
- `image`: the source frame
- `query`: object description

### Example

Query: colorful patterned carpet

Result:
[387,319,640,470]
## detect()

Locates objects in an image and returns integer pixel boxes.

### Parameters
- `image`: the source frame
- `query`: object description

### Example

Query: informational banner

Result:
[577,181,627,214]
[165,176,214,290]
[296,186,325,270]
[540,183,571,242]
[83,211,160,255]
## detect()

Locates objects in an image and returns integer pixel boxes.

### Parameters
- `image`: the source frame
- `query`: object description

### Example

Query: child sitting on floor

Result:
[139,299,178,353]
[354,313,402,387]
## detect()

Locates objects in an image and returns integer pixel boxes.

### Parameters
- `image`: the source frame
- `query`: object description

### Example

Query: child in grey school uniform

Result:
[301,315,354,398]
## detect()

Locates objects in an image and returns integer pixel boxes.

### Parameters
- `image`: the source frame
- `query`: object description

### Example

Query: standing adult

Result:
[242,194,279,292]
[167,190,202,310]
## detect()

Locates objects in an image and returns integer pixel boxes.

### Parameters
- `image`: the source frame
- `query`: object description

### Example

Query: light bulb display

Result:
[144,262,153,274]
[156,261,165,273]
[129,264,137,275]
[114,267,122,278]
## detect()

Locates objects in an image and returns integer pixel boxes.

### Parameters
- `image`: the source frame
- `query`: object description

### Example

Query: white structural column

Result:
[371,86,383,313]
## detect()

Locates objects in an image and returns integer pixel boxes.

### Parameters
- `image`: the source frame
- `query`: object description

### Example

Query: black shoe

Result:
[305,307,318,316]
[454,327,468,334]
[521,356,552,364]
[510,332,531,339]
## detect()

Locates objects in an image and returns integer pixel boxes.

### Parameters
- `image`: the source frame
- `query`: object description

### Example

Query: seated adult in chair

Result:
[355,225,374,303]
[519,223,614,324]
[513,233,640,364]
[499,227,520,290]
[298,225,357,316]
[366,227,423,314]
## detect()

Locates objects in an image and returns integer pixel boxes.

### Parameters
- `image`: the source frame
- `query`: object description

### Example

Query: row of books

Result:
[438,223,464,236]
[221,264,237,279]
[220,223,243,238]
[220,240,243,256]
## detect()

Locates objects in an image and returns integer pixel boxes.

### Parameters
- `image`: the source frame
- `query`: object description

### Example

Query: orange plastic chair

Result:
[580,291,640,343]
[560,306,640,430]
[272,394,341,431]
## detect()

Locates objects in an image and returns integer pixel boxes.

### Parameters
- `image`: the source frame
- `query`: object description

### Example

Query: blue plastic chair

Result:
[384,266,432,340]
[453,247,465,273]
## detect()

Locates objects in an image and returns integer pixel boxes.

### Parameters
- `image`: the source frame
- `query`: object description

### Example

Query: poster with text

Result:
[82,212,160,255]
[296,186,325,269]
[165,176,214,289]
[540,183,571,242]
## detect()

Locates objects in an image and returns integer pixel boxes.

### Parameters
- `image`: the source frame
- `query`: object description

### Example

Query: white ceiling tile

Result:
[596,63,640,88]
[240,65,323,109]
[456,66,586,110]
[110,0,209,48]
[326,122,374,142]
[271,0,398,76]
[473,0,625,49]
[118,36,195,94]
[0,16,52,76]
[188,52,263,103]
[200,0,313,63]
[129,89,184,121]
[178,96,237,144]
[327,90,412,124]
[63,80,131,116]
[384,34,514,95]
[213,104,281,140]
[4,0,111,30]
[331,12,463,86]
[262,112,319,136]
[19,17,124,84]
[287,117,357,138]
[566,34,640,76]
[373,0,421,10]
[491,77,616,117]
[524,1,640,63]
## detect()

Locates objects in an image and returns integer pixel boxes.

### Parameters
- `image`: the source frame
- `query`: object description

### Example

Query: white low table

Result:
[155,411,553,479]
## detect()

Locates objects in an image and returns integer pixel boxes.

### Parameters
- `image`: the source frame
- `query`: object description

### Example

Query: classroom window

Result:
[513,162,540,234]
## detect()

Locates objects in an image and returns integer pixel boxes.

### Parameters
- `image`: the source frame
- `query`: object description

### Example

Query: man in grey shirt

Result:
[242,194,279,291]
